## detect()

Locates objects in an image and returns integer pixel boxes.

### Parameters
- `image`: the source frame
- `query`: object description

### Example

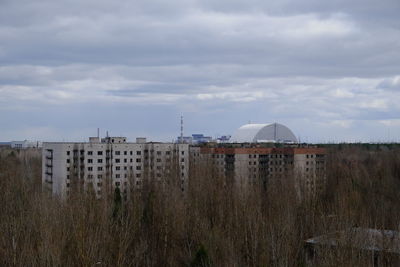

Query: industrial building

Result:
[11,140,42,149]
[42,137,189,199]
[176,134,213,144]
[230,123,297,143]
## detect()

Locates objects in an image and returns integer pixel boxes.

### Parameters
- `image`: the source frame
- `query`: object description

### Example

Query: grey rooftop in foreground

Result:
[230,123,297,143]
[306,227,400,254]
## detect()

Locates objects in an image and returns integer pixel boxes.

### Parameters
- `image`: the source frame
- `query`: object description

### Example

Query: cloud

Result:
[0,0,399,141]
[377,76,400,91]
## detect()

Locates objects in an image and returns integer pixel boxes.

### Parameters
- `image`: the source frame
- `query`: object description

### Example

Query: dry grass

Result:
[1,146,400,266]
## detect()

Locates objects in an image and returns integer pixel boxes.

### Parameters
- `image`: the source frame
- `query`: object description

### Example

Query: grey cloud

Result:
[0,0,399,141]
[377,77,400,91]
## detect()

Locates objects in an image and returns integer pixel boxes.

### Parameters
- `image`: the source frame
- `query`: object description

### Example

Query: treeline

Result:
[1,146,400,266]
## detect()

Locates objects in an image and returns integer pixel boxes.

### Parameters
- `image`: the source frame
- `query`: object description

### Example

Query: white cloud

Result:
[359,99,388,110]
[379,119,400,127]
[331,88,355,98]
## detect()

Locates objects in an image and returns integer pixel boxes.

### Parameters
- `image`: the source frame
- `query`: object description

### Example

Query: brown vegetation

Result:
[1,146,400,266]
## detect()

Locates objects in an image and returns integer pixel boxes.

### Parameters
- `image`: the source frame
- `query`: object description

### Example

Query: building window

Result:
[116,182,120,186]
[116,174,120,178]
[97,151,103,156]
[136,166,141,170]
[157,151,161,155]
[66,183,70,187]
[124,151,127,155]
[67,151,70,156]
[88,151,93,155]
[66,159,70,163]
[88,174,93,179]
[130,159,133,162]
[88,159,93,163]
[88,167,93,171]
[67,167,70,171]
[136,158,141,163]
[157,158,161,162]
[124,166,127,170]
[97,174,102,179]
[166,151,171,155]
[97,167,103,171]
[115,158,120,163]
[181,151,185,155]
[124,159,127,163]
[116,166,120,170]
[181,158,184,162]
[98,159,102,163]
[130,151,133,155]
[137,151,141,155]
[136,173,141,178]
[97,182,102,187]
[115,151,120,155]
[67,175,70,179]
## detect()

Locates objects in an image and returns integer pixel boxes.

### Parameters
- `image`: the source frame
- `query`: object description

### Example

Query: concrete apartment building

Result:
[42,123,326,199]
[43,137,189,199]
[190,146,326,197]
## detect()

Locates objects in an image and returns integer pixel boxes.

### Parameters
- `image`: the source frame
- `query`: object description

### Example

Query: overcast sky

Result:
[1,0,400,142]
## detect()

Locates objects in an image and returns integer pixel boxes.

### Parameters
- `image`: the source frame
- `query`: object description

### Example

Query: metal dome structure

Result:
[230,123,297,143]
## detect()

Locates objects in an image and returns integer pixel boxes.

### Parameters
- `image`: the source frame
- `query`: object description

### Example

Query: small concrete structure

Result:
[305,228,400,266]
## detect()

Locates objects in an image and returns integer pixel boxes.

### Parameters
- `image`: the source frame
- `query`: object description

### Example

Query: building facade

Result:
[190,146,326,197]
[43,137,189,199]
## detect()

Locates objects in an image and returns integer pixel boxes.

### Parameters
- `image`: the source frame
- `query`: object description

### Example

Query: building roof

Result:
[230,123,297,143]
[306,228,400,254]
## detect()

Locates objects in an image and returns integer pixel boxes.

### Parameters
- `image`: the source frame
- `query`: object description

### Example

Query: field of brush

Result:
[1,145,400,266]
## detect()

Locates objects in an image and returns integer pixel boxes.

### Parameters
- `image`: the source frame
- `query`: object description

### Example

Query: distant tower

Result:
[180,116,184,144]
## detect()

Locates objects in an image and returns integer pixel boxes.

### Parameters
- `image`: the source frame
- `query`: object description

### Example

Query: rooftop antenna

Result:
[97,128,99,138]
[180,115,184,144]
[106,131,109,138]
[274,122,277,141]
